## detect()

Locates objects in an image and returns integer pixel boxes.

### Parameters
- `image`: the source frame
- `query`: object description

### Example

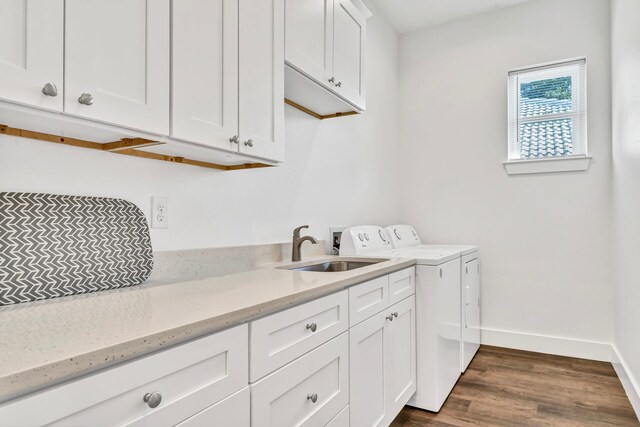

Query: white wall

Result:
[611,0,640,414]
[398,0,613,359]
[0,3,399,252]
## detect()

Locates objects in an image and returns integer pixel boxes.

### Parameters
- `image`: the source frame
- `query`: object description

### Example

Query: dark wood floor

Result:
[391,346,639,426]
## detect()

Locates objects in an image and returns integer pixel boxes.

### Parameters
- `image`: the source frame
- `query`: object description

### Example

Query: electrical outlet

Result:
[330,226,346,255]
[151,197,169,229]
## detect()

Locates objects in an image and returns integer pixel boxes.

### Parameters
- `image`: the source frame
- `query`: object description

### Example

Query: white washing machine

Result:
[384,225,481,373]
[340,225,480,412]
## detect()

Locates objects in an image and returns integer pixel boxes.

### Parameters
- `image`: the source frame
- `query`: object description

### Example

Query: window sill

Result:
[503,156,592,175]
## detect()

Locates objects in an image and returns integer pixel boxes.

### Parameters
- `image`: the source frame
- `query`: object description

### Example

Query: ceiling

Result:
[370,0,536,34]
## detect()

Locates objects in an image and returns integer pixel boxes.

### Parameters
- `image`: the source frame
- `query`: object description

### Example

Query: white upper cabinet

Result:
[284,0,369,114]
[64,0,170,134]
[0,0,63,112]
[238,0,285,162]
[171,0,239,151]
[285,0,334,85]
[332,0,366,109]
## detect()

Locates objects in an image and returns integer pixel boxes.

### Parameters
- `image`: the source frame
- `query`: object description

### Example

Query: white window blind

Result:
[508,58,587,161]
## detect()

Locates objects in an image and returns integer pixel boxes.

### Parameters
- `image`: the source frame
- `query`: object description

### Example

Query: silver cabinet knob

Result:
[244,139,253,147]
[78,93,94,105]
[42,83,58,97]
[328,77,335,84]
[386,314,394,321]
[336,81,342,88]
[143,392,162,408]
[229,135,239,144]
[306,322,317,332]
[393,312,398,318]
[307,393,318,403]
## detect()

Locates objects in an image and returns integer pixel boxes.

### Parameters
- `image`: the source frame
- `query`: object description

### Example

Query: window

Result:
[506,58,589,174]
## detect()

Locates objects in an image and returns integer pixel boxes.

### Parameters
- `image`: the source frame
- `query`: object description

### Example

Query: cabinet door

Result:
[462,257,481,371]
[385,296,416,424]
[238,0,285,162]
[285,0,333,87]
[172,0,238,151]
[175,387,249,427]
[332,0,366,110]
[349,312,387,427]
[0,0,63,111]
[65,0,170,134]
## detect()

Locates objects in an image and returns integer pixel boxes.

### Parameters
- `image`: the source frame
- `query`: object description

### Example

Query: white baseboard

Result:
[480,327,612,361]
[612,345,640,420]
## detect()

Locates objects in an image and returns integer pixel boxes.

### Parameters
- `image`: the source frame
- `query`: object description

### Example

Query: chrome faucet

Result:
[292,225,319,262]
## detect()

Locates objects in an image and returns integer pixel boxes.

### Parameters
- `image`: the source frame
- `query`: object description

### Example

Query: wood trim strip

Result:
[0,124,104,150]
[102,138,163,152]
[284,99,323,119]
[0,124,272,171]
[284,98,359,120]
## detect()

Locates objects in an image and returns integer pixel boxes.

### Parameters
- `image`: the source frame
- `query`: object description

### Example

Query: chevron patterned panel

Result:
[0,192,154,306]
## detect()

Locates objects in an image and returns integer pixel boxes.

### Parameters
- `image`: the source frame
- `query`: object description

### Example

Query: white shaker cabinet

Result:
[172,0,284,162]
[251,333,349,427]
[285,0,334,87]
[384,295,417,423]
[350,295,417,427]
[332,0,366,109]
[171,0,239,152]
[64,0,170,134]
[0,0,63,112]
[238,0,285,162]
[284,0,369,113]
[349,307,388,427]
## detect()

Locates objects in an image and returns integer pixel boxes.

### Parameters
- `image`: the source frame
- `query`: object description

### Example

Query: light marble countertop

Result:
[0,256,415,403]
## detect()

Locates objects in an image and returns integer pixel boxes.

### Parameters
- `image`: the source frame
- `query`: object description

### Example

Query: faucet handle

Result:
[293,225,309,236]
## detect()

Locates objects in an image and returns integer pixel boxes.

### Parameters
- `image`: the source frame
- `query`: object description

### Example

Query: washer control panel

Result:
[384,224,422,248]
[340,225,392,255]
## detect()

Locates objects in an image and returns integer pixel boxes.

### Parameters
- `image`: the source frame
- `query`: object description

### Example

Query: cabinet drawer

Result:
[325,405,349,427]
[349,276,389,326]
[0,325,248,427]
[389,267,415,305]
[251,333,349,427]
[175,387,249,427]
[250,290,348,382]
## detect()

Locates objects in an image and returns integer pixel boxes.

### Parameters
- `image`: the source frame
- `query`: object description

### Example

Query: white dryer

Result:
[340,225,475,412]
[384,225,481,373]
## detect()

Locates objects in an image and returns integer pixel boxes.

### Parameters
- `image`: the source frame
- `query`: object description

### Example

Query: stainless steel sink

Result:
[279,259,388,272]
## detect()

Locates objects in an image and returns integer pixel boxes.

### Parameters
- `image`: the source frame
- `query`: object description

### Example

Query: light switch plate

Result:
[151,196,169,229]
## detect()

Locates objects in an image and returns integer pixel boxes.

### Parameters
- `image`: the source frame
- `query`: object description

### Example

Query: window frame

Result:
[505,57,590,175]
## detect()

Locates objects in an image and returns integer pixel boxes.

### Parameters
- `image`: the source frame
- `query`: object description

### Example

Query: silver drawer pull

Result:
[143,392,162,408]
[78,93,94,105]
[307,393,318,403]
[42,83,58,97]
[306,322,317,332]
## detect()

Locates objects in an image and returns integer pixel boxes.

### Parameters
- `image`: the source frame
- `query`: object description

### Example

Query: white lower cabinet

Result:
[0,324,248,427]
[251,333,349,427]
[176,387,250,427]
[0,268,417,427]
[350,295,416,427]
[250,290,348,382]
